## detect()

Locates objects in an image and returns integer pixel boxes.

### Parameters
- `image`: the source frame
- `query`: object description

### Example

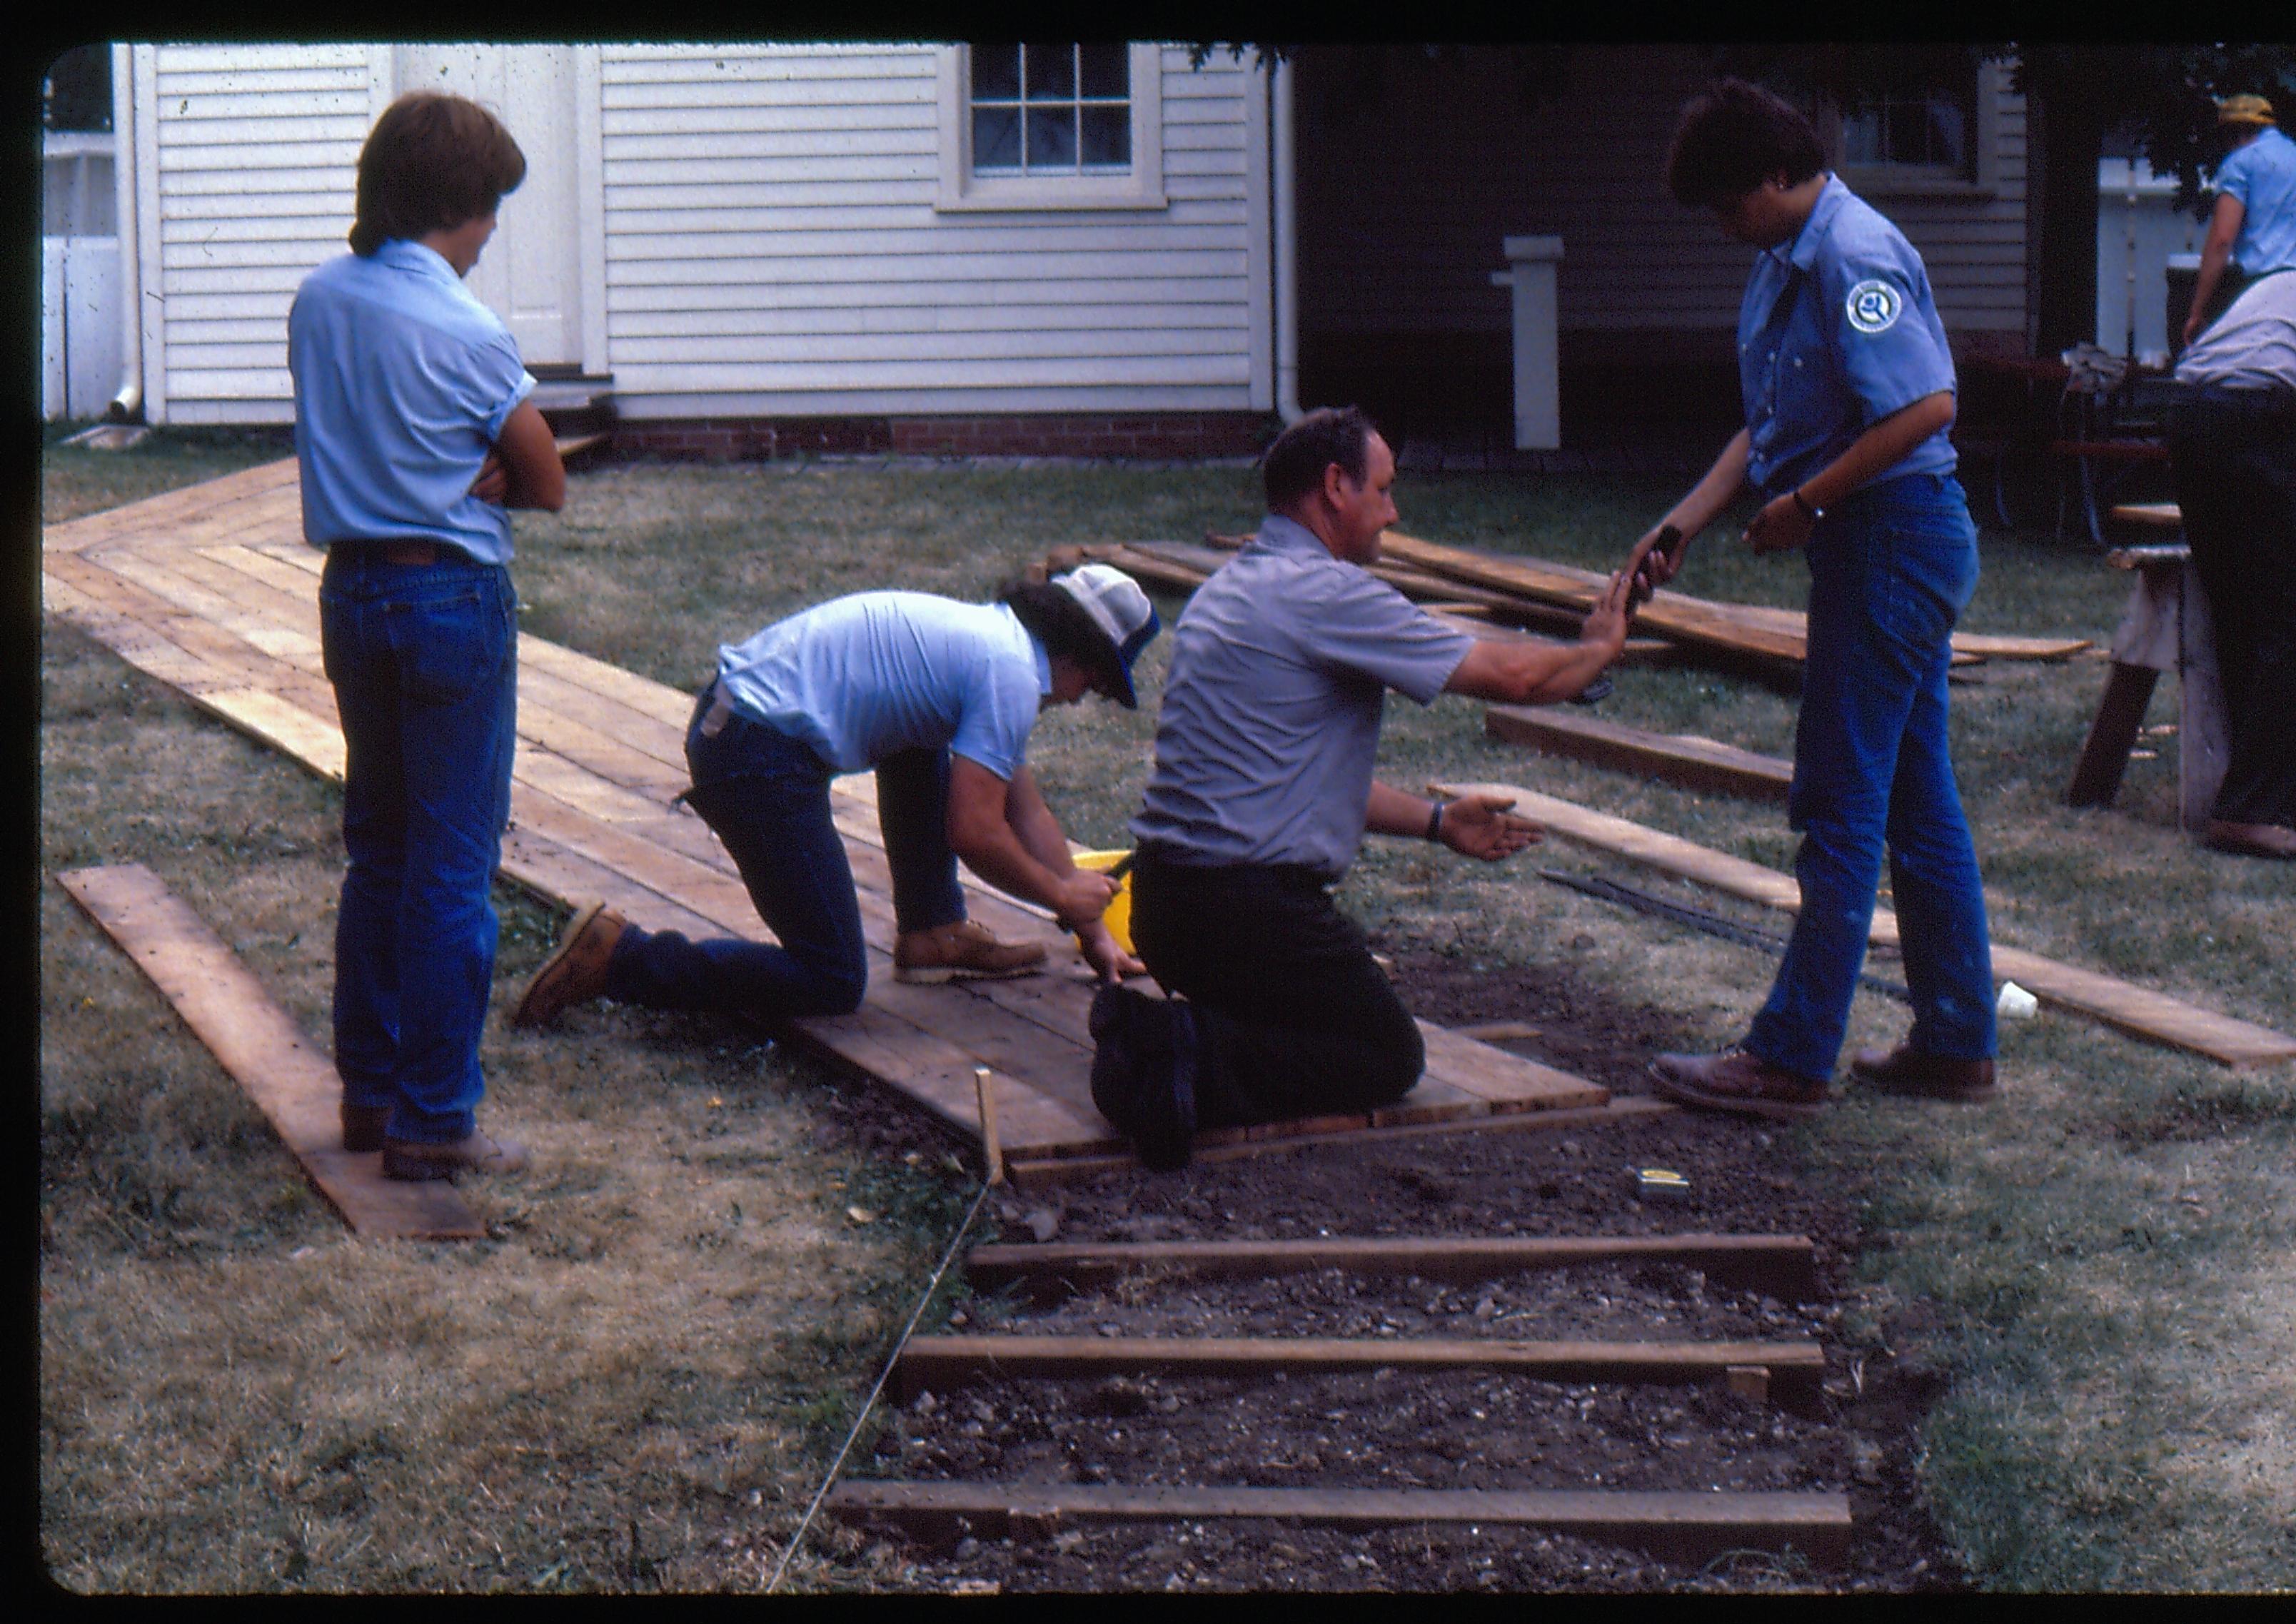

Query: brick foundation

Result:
[610,410,1276,463]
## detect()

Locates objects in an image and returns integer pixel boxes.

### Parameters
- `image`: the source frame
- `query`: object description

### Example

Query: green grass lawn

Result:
[40,430,2296,1591]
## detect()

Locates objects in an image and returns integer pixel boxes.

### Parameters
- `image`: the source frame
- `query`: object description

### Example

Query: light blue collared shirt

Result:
[2215,126,2296,277]
[1738,175,1958,500]
[288,238,536,565]
[713,593,1051,779]
[1131,513,1476,878]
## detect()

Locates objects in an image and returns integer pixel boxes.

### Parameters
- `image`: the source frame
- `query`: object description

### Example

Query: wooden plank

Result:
[1486,703,1793,802]
[54,864,483,1241]
[1209,528,2085,664]
[41,455,302,556]
[1414,1019,1608,1113]
[890,1333,1826,1408]
[1436,777,2296,1070]
[965,1233,1821,1301]
[1006,1091,1678,1188]
[827,1479,1853,1567]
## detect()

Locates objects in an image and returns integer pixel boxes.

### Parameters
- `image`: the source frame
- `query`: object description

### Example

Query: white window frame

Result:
[935,42,1166,213]
[1833,59,2008,200]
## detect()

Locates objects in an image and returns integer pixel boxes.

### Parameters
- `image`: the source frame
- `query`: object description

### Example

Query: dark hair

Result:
[1261,405,1379,511]
[1665,79,1826,210]
[349,92,527,256]
[1000,581,1122,694]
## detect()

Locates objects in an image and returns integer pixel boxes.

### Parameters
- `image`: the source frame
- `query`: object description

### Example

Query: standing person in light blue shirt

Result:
[1636,79,1998,1121]
[2183,95,2296,350]
[291,91,566,1183]
[508,568,1160,1033]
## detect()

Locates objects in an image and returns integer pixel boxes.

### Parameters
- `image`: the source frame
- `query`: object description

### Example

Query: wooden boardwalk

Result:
[42,460,1612,1165]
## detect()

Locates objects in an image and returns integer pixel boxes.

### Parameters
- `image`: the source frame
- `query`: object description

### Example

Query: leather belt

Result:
[381,540,442,565]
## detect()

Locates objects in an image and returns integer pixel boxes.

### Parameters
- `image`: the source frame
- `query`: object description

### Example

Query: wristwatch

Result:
[1425,799,1446,842]
[1791,487,1825,521]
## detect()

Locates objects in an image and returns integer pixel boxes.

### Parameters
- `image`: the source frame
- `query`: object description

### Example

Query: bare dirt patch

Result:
[806,948,1971,1593]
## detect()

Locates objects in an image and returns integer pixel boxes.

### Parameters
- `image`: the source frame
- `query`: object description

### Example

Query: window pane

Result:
[1079,104,1130,167]
[973,105,1022,170]
[1025,42,1075,101]
[1925,101,1965,171]
[1026,105,1077,169]
[1842,109,1883,166]
[971,44,1019,102]
[1078,43,1129,100]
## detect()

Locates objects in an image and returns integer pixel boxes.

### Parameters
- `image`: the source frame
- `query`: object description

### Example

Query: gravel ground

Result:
[810,949,1970,1593]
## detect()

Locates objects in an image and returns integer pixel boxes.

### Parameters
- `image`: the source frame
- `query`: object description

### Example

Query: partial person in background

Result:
[1633,79,1998,1121]
[2167,265,2296,857]
[291,91,568,1181]
[2182,95,2296,351]
[508,567,1158,1032]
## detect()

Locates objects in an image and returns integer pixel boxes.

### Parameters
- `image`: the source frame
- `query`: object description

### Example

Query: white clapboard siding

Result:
[598,41,1260,415]
[146,43,371,416]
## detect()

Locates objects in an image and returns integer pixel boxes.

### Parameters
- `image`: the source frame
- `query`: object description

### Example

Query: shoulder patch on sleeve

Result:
[1845,278,1903,336]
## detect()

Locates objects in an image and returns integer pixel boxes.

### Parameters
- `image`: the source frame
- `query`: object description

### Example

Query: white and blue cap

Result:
[1049,563,1161,709]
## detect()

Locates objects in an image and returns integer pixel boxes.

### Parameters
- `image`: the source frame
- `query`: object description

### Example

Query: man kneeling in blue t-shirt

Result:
[510,565,1160,1029]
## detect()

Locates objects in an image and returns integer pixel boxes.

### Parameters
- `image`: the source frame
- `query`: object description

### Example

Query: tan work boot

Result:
[511,900,628,1028]
[893,919,1047,984]
[381,1127,529,1182]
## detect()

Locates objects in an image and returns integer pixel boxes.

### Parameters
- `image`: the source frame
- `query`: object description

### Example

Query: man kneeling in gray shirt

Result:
[1092,406,1646,1168]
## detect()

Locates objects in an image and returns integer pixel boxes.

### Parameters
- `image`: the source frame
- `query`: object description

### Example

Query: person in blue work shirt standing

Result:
[291,92,568,1181]
[506,566,1158,1032]
[2182,94,2296,352]
[1635,79,1998,1119]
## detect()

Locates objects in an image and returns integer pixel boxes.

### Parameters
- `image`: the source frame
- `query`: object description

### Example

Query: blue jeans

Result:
[602,688,967,1019]
[1745,472,1998,1080]
[321,547,518,1144]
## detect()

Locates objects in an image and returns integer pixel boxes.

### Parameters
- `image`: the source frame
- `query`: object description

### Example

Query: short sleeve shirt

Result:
[2214,126,2296,277]
[2175,268,2296,392]
[1130,514,1476,877]
[713,592,1049,778]
[1739,175,1959,500]
[288,239,536,565]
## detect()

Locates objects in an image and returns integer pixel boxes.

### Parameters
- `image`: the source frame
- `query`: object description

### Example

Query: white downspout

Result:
[1272,54,1301,424]
[105,41,143,423]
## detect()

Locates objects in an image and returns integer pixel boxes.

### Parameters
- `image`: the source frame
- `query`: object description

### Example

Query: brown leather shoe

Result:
[341,1101,391,1154]
[381,1128,529,1182]
[511,900,628,1028]
[2204,819,2296,859]
[1649,1045,1828,1121]
[893,919,1047,984]
[1851,1045,1998,1101]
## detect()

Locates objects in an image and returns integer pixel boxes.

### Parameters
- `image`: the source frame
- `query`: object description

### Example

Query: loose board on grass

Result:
[1435,777,2296,1070]
[56,863,484,1241]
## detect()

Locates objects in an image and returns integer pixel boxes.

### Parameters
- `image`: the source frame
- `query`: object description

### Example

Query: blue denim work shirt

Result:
[2215,125,2296,276]
[289,239,536,565]
[1739,175,1958,500]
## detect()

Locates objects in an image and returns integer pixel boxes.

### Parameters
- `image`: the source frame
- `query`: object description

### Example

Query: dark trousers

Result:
[2168,388,2296,827]
[603,689,967,1019]
[1127,849,1424,1129]
[320,547,518,1144]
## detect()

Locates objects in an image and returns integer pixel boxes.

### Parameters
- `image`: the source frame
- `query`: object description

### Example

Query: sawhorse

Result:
[2064,504,2230,830]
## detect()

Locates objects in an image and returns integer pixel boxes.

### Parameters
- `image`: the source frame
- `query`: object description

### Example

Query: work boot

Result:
[1850,1045,1998,1102]
[511,900,628,1028]
[341,1101,392,1154]
[1088,984,1198,1171]
[2204,819,2296,859]
[893,919,1047,984]
[1649,1045,1828,1121]
[381,1128,529,1182]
